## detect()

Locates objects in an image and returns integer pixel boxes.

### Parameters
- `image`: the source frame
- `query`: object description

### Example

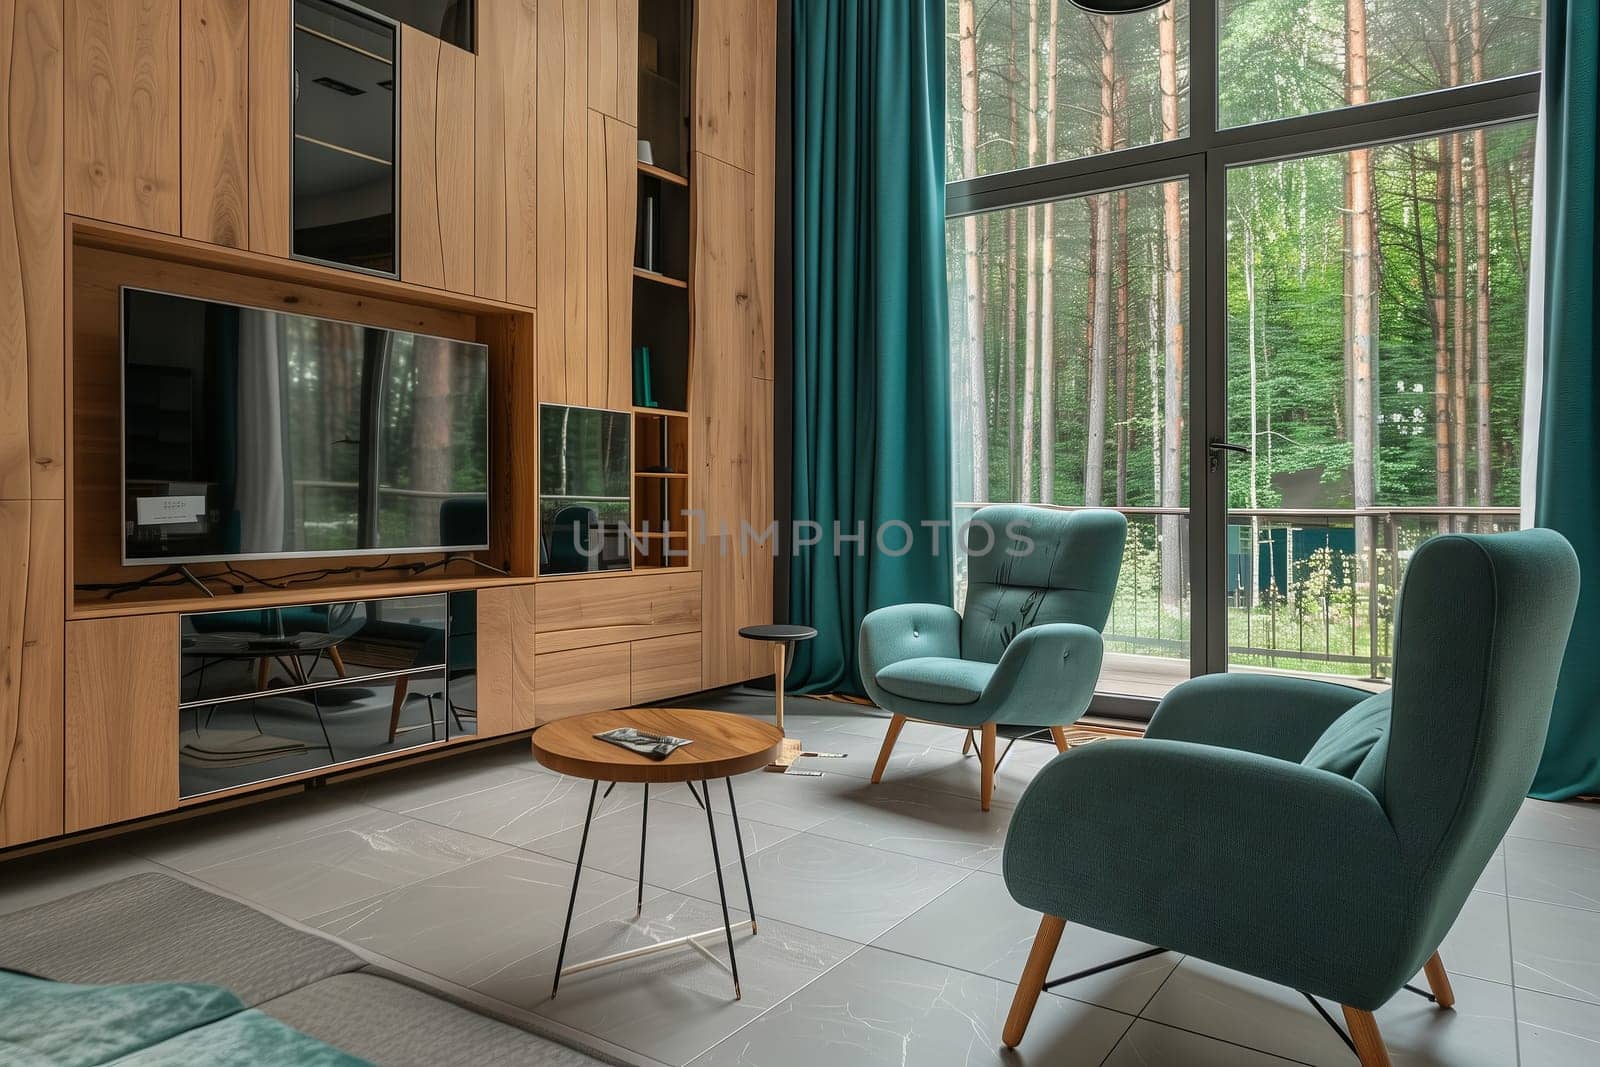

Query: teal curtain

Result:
[788,0,953,694]
[1530,0,1600,800]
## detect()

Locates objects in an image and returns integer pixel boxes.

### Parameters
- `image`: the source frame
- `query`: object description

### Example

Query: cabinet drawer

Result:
[631,632,702,704]
[535,571,701,653]
[534,643,632,723]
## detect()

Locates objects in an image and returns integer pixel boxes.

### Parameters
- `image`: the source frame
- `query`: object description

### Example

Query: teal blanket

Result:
[0,971,370,1066]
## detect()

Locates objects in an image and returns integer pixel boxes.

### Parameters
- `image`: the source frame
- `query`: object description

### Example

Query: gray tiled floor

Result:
[4,689,1600,1066]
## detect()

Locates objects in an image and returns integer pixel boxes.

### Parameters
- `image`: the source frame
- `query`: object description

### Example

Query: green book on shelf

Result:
[633,346,658,407]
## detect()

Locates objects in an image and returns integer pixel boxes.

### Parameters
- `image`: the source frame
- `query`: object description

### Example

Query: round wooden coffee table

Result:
[532,708,784,1000]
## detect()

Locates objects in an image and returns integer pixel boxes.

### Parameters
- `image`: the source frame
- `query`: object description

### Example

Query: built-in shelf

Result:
[635,471,688,479]
[633,405,688,417]
[633,267,688,289]
[631,530,689,540]
[637,160,688,187]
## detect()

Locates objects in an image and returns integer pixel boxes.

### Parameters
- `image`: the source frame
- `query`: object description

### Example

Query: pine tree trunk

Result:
[1158,3,1184,611]
[1037,0,1061,503]
[1347,0,1375,557]
[1020,0,1041,502]
[1434,136,1453,532]
[1005,0,1021,495]
[1084,15,1116,506]
[1447,0,1468,524]
[958,0,988,501]
[1115,180,1131,508]
[1470,0,1491,507]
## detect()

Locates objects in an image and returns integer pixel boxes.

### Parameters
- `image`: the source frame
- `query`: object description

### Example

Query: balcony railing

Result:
[954,503,1520,683]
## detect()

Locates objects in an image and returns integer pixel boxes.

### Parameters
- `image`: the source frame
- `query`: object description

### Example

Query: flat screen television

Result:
[121,288,490,565]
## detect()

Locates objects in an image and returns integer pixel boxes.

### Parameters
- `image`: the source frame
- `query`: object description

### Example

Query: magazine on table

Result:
[594,727,693,760]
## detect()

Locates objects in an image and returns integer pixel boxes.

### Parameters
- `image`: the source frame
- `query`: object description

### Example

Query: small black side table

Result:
[738,624,817,769]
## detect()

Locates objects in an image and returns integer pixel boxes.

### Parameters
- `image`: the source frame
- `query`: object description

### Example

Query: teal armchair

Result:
[858,505,1127,809]
[999,530,1581,1065]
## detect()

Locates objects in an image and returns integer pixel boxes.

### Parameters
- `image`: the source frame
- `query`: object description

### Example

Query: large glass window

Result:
[1218,0,1541,129]
[946,0,1539,705]
[946,1,1190,180]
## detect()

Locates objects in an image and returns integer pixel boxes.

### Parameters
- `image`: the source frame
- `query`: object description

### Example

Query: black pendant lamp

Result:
[1068,0,1167,12]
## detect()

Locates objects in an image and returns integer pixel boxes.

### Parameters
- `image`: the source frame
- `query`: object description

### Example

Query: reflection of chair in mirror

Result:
[182,602,366,762]
[547,505,600,574]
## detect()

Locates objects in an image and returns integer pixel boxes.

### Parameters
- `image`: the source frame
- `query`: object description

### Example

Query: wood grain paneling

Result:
[65,614,179,831]
[401,27,474,293]
[180,0,248,247]
[586,110,636,410]
[473,0,536,306]
[65,0,181,232]
[534,0,591,405]
[247,0,290,256]
[586,0,636,125]
[693,155,773,687]
[0,499,65,847]
[1,0,65,502]
[752,0,776,382]
[534,643,631,722]
[535,570,700,653]
[692,0,758,174]
[481,311,541,577]
[631,631,701,704]
[475,585,537,736]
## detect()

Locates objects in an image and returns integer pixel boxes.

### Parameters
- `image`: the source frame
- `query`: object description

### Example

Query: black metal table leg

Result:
[701,777,742,999]
[725,778,757,934]
[551,779,600,999]
[637,784,649,914]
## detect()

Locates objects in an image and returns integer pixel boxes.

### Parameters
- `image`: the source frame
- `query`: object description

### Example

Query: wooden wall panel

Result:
[65,614,179,831]
[752,0,776,382]
[482,311,541,576]
[401,27,474,293]
[692,0,758,174]
[0,500,65,848]
[180,0,248,247]
[586,0,637,125]
[534,643,631,722]
[475,585,538,736]
[535,0,591,405]
[535,570,700,653]
[693,155,773,687]
[1,0,65,502]
[631,631,701,705]
[473,0,536,306]
[247,0,290,256]
[586,110,636,410]
[65,0,181,233]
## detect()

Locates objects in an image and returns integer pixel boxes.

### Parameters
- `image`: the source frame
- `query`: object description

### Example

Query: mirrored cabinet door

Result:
[292,0,399,274]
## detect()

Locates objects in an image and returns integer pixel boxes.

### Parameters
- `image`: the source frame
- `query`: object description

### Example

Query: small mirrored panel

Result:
[178,592,473,798]
[293,0,398,274]
[539,405,633,576]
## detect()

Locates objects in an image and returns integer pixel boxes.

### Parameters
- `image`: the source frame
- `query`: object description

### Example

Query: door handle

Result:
[1207,439,1251,472]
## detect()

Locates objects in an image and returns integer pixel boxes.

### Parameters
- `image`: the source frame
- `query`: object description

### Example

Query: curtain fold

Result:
[1530,0,1600,800]
[787,0,953,694]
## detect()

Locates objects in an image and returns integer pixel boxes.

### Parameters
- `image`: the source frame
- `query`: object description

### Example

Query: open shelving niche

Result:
[65,217,540,621]
[630,0,695,571]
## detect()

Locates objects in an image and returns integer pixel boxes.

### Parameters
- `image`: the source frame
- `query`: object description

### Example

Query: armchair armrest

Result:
[1003,739,1408,1006]
[980,623,1103,728]
[858,603,962,685]
[1146,672,1378,762]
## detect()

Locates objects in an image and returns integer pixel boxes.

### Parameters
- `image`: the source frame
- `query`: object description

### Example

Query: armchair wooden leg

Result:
[1423,952,1456,1008]
[1341,1007,1392,1067]
[871,715,907,784]
[1048,726,1069,753]
[980,722,997,811]
[1003,915,1066,1048]
[962,729,974,755]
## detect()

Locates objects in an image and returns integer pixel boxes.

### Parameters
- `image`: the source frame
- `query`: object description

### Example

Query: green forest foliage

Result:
[945,0,1538,514]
